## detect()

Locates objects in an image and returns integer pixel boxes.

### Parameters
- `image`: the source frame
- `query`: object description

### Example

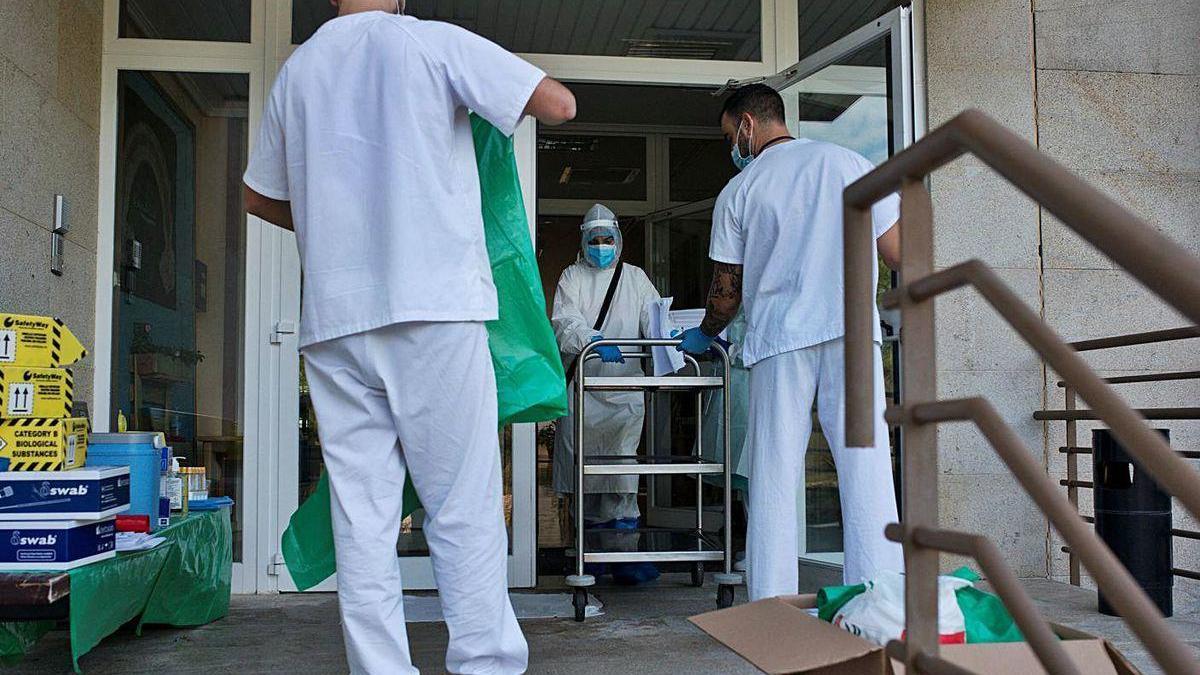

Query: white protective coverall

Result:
[551,206,661,523]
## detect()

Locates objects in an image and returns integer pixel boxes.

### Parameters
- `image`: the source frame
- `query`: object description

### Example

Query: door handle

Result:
[270,320,297,344]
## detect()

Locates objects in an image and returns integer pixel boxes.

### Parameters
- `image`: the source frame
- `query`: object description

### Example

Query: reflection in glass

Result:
[119,0,251,42]
[669,138,737,204]
[794,38,893,165]
[292,0,762,61]
[538,135,647,202]
[797,0,901,62]
[113,71,249,559]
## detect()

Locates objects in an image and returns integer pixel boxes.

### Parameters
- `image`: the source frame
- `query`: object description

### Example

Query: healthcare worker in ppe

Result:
[678,84,904,597]
[243,0,576,672]
[551,204,662,584]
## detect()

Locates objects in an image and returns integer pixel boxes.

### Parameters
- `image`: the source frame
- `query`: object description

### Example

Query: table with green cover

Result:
[0,508,232,672]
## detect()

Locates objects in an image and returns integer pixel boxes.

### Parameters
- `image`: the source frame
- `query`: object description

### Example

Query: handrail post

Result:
[897,177,938,667]
[1064,386,1080,586]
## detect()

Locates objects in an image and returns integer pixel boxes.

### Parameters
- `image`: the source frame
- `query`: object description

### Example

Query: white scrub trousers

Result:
[745,337,903,600]
[302,322,527,675]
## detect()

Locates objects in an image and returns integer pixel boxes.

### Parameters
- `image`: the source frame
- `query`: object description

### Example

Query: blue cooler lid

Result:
[89,432,165,449]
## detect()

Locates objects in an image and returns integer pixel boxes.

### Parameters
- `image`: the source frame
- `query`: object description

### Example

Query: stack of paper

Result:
[116,531,166,552]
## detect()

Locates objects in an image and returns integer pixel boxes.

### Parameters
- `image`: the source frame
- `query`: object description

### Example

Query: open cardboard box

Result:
[690,594,1141,674]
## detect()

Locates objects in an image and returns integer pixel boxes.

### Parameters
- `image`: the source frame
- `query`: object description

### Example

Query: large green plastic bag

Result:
[280,115,568,591]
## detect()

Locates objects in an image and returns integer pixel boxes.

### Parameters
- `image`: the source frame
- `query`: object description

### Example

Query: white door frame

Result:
[94,0,270,594]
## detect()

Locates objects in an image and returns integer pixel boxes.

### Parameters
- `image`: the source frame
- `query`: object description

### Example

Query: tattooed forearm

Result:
[700,262,743,336]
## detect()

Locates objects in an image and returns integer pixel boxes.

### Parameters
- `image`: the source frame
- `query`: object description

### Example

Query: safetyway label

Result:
[0,417,89,471]
[0,366,74,420]
[0,314,87,368]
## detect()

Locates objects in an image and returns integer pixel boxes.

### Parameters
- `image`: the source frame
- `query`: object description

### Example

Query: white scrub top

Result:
[243,11,546,348]
[708,139,899,367]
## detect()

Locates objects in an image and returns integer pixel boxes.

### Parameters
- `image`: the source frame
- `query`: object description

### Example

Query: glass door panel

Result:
[766,6,912,562]
[111,70,250,560]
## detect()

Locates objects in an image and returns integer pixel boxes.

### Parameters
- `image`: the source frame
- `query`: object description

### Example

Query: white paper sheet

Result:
[647,297,687,376]
[116,531,166,551]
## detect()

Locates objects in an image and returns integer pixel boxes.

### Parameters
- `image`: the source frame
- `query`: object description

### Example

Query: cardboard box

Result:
[0,417,89,471]
[0,314,87,368]
[0,366,74,419]
[690,594,1140,675]
[0,466,129,520]
[0,518,116,570]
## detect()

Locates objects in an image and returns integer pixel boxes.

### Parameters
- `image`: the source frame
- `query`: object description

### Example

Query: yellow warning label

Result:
[0,417,89,471]
[0,366,74,419]
[0,313,87,368]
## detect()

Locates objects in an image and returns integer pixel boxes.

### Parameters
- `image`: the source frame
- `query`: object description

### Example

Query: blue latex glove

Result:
[590,335,625,363]
[676,327,716,355]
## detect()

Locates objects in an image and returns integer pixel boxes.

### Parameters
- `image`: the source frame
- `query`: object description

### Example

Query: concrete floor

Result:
[7,574,1199,674]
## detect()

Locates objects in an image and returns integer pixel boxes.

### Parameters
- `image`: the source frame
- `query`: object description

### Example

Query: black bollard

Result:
[1093,428,1173,617]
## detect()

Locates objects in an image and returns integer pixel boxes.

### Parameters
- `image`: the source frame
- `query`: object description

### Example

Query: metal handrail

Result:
[1046,327,1200,586]
[1068,326,1200,352]
[843,109,1200,674]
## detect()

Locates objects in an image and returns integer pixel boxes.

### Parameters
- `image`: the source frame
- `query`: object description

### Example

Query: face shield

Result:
[580,204,622,269]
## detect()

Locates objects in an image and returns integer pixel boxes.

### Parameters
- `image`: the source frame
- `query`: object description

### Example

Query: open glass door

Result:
[726,6,914,567]
[271,120,540,592]
[641,198,731,532]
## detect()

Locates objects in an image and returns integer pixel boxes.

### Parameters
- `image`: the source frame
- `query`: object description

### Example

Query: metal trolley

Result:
[567,338,743,622]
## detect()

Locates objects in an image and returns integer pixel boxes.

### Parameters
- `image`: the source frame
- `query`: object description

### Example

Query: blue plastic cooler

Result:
[86,432,164,527]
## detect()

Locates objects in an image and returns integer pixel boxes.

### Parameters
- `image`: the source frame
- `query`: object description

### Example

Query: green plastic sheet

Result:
[281,115,568,591]
[814,566,1025,644]
[138,507,233,629]
[0,509,232,672]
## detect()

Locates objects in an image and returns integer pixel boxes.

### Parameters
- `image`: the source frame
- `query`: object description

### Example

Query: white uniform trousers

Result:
[746,337,903,600]
[302,322,528,674]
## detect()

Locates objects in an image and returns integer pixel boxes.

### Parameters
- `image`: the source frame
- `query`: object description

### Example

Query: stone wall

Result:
[924,0,1048,577]
[0,0,103,407]
[924,0,1200,594]
[1032,0,1200,589]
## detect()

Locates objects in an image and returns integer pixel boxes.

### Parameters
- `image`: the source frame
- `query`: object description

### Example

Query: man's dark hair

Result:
[720,83,785,125]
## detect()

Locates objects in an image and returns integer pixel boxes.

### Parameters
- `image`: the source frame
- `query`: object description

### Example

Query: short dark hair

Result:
[720,83,785,126]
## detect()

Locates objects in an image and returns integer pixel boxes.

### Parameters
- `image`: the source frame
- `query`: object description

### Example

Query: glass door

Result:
[641,198,729,532]
[764,6,913,565]
[271,121,540,592]
[109,66,254,584]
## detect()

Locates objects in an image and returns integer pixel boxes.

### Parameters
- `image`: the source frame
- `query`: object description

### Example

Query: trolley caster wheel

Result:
[691,562,705,588]
[717,584,735,609]
[573,587,588,622]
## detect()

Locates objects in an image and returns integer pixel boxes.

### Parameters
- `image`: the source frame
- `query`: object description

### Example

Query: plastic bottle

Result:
[168,457,185,513]
[117,410,128,432]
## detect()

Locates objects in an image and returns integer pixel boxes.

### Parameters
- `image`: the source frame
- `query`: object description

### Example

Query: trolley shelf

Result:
[584,454,725,476]
[582,375,725,391]
[572,528,725,564]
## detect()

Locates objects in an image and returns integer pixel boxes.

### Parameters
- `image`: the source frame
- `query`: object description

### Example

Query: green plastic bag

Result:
[280,116,568,590]
[815,567,1025,644]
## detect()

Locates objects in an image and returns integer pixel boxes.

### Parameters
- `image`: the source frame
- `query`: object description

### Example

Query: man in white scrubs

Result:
[551,204,662,584]
[678,84,904,598]
[242,1,576,672]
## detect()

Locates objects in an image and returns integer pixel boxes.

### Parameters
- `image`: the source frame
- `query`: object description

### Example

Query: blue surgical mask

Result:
[730,120,754,171]
[586,244,617,268]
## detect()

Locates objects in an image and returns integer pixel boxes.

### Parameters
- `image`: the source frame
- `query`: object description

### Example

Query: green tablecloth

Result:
[0,508,232,672]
